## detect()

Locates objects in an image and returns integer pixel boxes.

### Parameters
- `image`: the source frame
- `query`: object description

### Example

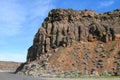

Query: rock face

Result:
[16,9,120,76]
[0,61,21,72]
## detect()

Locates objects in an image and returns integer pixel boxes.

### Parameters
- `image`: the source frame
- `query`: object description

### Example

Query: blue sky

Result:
[0,0,119,62]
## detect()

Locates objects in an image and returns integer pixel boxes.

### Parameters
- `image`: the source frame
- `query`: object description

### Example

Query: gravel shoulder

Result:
[0,72,120,80]
[0,72,40,80]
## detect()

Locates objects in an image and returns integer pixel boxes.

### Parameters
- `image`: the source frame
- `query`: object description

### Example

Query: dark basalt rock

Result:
[27,9,120,62]
[16,9,120,76]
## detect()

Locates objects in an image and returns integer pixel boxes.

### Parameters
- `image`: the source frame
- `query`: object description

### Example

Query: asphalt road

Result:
[0,72,120,80]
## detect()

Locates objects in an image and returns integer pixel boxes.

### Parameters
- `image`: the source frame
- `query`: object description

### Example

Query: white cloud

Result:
[29,0,54,19]
[0,0,54,37]
[0,0,27,36]
[100,0,115,7]
[0,0,54,62]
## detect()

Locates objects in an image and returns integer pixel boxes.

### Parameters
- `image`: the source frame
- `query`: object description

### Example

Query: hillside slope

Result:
[0,61,21,72]
[16,9,120,76]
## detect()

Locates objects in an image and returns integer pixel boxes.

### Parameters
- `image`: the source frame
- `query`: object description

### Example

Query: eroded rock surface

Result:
[0,61,21,72]
[16,9,120,77]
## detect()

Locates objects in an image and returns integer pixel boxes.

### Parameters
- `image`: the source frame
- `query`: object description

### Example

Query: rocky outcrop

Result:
[16,9,120,77]
[0,61,21,72]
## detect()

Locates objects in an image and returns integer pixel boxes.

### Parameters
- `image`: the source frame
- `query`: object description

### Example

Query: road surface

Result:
[0,72,119,80]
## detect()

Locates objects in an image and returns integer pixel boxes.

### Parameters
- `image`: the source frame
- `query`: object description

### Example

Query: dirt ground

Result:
[0,72,120,80]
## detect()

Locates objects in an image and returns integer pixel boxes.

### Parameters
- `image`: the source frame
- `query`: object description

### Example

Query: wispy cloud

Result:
[0,0,26,36]
[0,0,54,62]
[29,0,54,19]
[0,0,54,37]
[100,0,115,7]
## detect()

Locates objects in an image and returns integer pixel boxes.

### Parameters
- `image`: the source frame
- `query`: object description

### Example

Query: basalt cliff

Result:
[16,9,120,77]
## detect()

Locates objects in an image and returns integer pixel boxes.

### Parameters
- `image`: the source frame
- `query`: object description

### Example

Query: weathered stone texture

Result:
[16,9,120,76]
